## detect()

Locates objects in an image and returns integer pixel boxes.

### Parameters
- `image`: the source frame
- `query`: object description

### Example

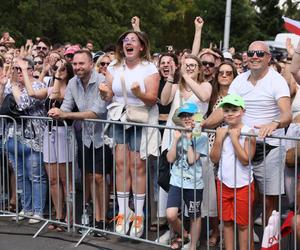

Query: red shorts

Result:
[217,180,254,226]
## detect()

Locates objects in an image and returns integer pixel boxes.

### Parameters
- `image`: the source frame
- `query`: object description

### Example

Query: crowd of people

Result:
[0,15,299,250]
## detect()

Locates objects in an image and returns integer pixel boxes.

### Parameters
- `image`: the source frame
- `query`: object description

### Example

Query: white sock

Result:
[133,193,145,217]
[117,192,130,216]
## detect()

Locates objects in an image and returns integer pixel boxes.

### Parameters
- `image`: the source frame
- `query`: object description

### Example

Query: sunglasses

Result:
[12,66,33,72]
[178,112,193,118]
[36,46,48,51]
[202,61,215,68]
[34,61,43,65]
[100,62,110,67]
[218,70,233,77]
[247,50,269,58]
[122,37,138,44]
[186,63,198,70]
[0,49,7,53]
[65,54,74,59]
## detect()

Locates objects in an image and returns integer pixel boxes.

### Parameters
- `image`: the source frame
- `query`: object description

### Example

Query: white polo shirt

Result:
[229,68,290,146]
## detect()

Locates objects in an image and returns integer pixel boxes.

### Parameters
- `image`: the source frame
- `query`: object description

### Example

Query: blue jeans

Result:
[7,138,47,215]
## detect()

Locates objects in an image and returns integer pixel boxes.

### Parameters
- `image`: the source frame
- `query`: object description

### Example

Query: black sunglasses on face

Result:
[65,54,74,59]
[12,66,33,72]
[100,62,110,67]
[34,61,43,65]
[37,46,48,51]
[202,61,215,68]
[247,50,269,58]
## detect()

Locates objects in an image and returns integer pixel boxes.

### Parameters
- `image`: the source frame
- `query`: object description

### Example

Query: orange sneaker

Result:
[130,215,144,238]
[111,209,134,235]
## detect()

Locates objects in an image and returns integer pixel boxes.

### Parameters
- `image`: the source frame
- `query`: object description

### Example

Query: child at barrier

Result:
[210,94,256,250]
[166,102,207,250]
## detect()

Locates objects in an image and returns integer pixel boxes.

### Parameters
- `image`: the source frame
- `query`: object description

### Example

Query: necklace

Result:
[184,87,192,92]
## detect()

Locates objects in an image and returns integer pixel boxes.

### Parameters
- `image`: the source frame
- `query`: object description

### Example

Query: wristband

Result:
[53,76,62,80]
[272,119,281,128]
[167,79,174,84]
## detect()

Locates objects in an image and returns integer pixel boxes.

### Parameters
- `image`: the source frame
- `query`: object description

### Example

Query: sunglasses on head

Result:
[218,70,233,77]
[34,61,43,65]
[247,50,269,58]
[37,46,48,51]
[100,62,110,67]
[201,61,215,68]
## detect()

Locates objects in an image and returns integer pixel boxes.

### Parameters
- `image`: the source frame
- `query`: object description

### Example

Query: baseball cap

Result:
[64,45,79,56]
[218,94,245,109]
[178,102,198,117]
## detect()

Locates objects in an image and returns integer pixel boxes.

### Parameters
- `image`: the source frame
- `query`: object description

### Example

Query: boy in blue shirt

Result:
[166,102,208,250]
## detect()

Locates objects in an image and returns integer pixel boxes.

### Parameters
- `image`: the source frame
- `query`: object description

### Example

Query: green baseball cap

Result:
[218,94,245,109]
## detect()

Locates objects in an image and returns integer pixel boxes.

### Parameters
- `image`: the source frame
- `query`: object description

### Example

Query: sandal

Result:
[170,236,190,250]
[8,203,16,213]
[149,219,168,232]
[208,235,218,247]
[48,223,58,231]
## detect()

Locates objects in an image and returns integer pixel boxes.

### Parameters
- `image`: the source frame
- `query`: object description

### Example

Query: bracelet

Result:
[167,78,174,83]
[53,76,62,80]
[51,91,59,94]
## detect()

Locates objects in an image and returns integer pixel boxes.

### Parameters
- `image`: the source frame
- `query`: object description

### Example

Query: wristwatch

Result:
[272,119,281,128]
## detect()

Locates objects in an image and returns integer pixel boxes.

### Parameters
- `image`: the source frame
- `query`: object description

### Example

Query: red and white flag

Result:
[282,16,300,36]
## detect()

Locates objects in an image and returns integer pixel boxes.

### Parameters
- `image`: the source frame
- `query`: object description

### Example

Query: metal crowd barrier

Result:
[0,115,298,250]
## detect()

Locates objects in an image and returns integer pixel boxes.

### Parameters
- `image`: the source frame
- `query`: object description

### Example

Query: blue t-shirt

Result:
[169,133,208,189]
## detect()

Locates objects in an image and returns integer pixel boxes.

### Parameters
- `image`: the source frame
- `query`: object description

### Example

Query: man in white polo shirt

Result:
[228,41,292,223]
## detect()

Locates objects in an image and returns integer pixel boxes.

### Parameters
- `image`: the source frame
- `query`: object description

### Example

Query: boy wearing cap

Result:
[166,102,208,250]
[210,94,256,250]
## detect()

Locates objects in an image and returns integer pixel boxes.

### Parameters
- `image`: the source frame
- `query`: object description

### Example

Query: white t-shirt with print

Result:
[229,68,290,146]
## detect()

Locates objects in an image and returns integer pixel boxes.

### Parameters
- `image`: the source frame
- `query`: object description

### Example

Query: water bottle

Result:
[192,113,203,137]
[80,209,90,234]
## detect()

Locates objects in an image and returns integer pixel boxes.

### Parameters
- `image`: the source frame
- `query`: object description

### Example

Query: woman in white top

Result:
[99,31,160,238]
[161,54,212,152]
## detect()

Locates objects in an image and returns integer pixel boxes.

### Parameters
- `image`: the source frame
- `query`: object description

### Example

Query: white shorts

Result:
[43,126,73,164]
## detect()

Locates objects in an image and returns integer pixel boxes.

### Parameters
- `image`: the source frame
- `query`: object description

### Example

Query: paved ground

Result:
[0,216,167,250]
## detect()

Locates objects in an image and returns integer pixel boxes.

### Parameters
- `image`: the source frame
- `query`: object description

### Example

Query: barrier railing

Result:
[0,115,298,249]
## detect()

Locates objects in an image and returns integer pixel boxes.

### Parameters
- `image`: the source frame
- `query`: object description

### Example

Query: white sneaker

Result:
[129,215,144,238]
[253,229,260,243]
[254,213,262,226]
[28,214,43,224]
[155,230,172,245]
[12,210,33,221]
[114,209,134,235]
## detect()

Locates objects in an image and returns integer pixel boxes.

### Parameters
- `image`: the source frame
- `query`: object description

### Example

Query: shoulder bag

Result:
[120,65,150,123]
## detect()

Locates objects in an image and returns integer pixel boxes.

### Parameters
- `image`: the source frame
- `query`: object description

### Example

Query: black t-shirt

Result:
[158,78,172,115]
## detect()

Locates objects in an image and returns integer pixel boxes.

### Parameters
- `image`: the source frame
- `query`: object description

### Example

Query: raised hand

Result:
[131,16,141,32]
[194,16,204,31]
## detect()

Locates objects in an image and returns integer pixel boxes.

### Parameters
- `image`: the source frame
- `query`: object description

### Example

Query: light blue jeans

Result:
[7,138,47,215]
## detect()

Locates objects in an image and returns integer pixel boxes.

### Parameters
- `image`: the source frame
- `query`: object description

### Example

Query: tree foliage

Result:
[0,0,298,53]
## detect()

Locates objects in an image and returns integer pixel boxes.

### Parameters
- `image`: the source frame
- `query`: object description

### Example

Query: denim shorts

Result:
[109,124,142,152]
[167,185,203,218]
